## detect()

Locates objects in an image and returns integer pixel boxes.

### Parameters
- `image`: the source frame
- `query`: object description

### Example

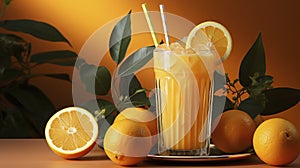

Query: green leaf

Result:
[239,33,266,87]
[0,49,11,69]
[224,97,235,111]
[109,11,131,64]
[1,68,24,81]
[97,112,118,146]
[76,59,111,95]
[0,35,13,70]
[262,87,300,115]
[0,19,71,46]
[0,33,30,63]
[213,96,226,112]
[214,71,226,92]
[0,67,4,79]
[44,73,70,82]
[0,109,39,137]
[60,98,116,143]
[79,99,116,119]
[31,50,77,66]
[4,0,12,6]
[121,74,148,101]
[117,74,149,111]
[247,75,274,105]
[86,99,118,147]
[148,92,156,113]
[118,46,155,77]
[238,98,263,119]
[250,75,273,88]
[4,84,56,136]
[212,96,229,121]
[94,67,111,96]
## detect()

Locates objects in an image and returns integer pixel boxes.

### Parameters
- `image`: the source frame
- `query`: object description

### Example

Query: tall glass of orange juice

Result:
[154,43,214,156]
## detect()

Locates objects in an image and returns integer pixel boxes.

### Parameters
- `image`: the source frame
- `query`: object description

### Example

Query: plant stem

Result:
[129,88,146,99]
[226,75,248,107]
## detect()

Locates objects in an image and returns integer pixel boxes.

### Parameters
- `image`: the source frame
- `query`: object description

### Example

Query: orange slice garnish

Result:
[186,21,232,62]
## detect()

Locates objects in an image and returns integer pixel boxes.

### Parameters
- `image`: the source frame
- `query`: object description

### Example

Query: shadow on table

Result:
[76,147,109,161]
[144,155,263,167]
[78,155,109,161]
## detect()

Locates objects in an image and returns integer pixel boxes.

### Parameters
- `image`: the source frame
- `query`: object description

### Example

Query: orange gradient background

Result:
[1,0,299,131]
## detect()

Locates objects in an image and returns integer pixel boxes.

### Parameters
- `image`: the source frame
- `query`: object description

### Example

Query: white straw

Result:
[159,4,169,46]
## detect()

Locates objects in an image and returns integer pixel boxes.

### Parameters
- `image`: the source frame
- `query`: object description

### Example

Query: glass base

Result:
[159,146,210,156]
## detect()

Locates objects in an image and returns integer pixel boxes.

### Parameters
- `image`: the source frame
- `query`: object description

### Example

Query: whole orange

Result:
[253,118,300,166]
[103,119,152,166]
[211,109,256,153]
[114,107,157,136]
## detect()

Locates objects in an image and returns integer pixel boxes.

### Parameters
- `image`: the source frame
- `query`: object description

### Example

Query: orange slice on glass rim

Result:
[186,21,232,62]
[45,107,98,159]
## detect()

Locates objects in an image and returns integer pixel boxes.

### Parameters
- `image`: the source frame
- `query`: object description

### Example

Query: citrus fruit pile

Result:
[44,106,156,165]
[211,109,300,166]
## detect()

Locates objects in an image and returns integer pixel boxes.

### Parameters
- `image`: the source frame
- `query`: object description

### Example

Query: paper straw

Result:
[142,3,159,47]
[159,4,169,46]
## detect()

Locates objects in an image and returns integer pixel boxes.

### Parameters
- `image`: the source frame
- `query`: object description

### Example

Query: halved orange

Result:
[45,107,98,159]
[186,21,232,62]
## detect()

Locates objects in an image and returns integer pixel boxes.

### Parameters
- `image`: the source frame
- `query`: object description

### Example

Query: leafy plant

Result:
[0,1,77,137]
[77,11,155,141]
[224,33,300,118]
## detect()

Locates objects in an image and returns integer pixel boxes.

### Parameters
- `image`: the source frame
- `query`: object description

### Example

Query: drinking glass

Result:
[154,46,215,156]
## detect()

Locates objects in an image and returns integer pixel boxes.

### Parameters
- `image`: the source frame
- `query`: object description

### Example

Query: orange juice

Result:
[154,43,213,155]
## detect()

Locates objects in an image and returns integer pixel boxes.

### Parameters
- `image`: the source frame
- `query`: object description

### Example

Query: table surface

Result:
[0,139,299,168]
